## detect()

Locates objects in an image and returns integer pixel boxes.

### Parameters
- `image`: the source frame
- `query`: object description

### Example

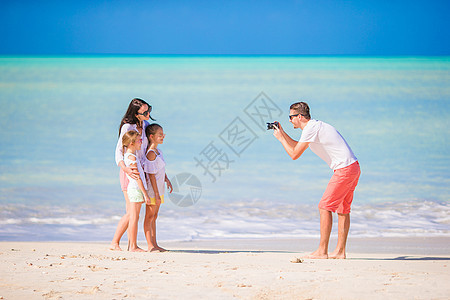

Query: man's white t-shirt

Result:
[299,119,357,170]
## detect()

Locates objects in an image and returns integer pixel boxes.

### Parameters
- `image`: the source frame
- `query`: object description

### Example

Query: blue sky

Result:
[1,0,449,55]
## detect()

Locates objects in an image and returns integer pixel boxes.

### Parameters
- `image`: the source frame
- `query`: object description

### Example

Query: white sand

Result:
[1,239,449,299]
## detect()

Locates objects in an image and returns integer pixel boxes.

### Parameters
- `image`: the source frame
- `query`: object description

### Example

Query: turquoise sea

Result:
[0,56,449,241]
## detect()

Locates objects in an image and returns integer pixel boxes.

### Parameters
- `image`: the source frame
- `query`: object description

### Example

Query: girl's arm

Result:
[145,150,161,202]
[165,174,173,193]
[148,174,161,202]
[129,157,151,204]
[137,175,151,205]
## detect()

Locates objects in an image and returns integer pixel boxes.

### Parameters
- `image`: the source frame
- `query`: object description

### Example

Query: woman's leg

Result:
[109,191,131,250]
[128,202,145,252]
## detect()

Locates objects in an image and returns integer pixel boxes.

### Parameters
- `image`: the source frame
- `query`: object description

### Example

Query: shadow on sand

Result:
[167,249,292,254]
[351,256,450,261]
[169,251,450,260]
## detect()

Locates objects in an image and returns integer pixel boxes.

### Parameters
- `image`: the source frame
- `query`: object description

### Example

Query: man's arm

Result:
[273,125,310,160]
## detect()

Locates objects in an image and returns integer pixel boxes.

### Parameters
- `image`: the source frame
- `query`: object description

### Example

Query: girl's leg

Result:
[144,204,159,251]
[110,191,131,250]
[128,202,145,252]
[152,204,166,252]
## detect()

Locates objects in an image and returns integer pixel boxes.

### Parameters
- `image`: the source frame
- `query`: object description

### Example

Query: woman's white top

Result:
[115,121,149,166]
[123,152,148,190]
[143,149,166,197]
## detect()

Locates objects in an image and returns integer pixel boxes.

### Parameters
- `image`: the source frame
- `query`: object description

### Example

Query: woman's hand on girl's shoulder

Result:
[124,166,139,181]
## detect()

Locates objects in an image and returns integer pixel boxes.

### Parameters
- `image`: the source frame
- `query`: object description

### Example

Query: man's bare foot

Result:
[129,247,146,252]
[109,244,122,251]
[157,246,168,252]
[303,250,328,259]
[328,251,346,259]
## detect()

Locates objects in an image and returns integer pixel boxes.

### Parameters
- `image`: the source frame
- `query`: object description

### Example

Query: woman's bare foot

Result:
[328,250,346,259]
[109,244,122,251]
[129,247,146,252]
[303,250,328,259]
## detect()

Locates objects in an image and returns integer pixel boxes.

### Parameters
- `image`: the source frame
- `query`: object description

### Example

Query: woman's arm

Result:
[137,175,151,205]
[118,161,139,181]
[115,124,139,180]
[129,157,151,204]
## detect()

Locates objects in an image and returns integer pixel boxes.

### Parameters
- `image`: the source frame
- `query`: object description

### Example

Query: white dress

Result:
[143,149,166,205]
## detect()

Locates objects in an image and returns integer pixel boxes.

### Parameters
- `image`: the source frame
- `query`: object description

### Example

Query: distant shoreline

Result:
[1,54,450,58]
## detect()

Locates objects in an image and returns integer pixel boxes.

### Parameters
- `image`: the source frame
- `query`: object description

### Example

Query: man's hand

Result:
[273,121,283,140]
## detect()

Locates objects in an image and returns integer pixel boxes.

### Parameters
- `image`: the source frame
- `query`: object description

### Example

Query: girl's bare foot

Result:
[129,247,146,252]
[156,246,168,252]
[149,247,162,252]
[109,244,122,251]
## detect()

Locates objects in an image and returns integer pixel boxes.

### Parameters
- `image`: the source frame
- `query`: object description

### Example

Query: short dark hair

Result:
[145,123,163,141]
[290,102,311,119]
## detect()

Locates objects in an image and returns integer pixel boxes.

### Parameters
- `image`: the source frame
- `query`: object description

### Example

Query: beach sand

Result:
[1,238,449,300]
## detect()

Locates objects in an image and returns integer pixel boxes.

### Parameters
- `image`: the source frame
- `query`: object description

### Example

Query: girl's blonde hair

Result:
[122,130,140,153]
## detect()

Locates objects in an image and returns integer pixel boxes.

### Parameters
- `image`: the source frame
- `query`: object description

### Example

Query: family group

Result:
[109,98,171,253]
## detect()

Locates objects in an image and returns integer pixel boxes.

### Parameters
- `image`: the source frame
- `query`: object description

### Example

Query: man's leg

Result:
[329,213,350,259]
[305,208,332,259]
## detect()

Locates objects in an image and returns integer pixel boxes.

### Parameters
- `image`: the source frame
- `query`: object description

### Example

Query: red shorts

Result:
[319,161,361,214]
[120,168,129,191]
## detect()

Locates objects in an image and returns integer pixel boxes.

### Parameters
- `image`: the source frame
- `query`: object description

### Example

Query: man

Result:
[273,102,361,259]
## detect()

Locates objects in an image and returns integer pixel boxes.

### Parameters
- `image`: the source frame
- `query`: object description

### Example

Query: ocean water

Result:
[0,56,449,242]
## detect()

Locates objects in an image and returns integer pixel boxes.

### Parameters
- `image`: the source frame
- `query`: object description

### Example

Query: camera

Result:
[266,122,279,130]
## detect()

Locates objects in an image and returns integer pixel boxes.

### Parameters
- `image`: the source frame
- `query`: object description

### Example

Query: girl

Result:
[110,98,154,251]
[122,130,151,252]
[143,123,173,252]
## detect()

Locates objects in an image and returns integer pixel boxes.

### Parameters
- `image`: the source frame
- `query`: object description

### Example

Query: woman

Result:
[110,98,154,251]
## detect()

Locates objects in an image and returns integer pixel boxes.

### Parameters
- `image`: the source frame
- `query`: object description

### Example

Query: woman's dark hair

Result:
[145,123,163,142]
[118,98,155,136]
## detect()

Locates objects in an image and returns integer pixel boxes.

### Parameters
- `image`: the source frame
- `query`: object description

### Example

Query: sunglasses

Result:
[138,106,152,116]
[289,113,302,120]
